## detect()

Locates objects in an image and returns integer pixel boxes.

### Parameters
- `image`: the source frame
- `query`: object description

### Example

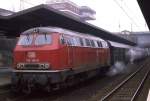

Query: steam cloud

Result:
[106,47,147,76]
[106,61,129,76]
[126,47,147,63]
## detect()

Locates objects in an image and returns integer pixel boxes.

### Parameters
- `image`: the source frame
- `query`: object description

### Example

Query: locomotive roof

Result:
[21,27,105,41]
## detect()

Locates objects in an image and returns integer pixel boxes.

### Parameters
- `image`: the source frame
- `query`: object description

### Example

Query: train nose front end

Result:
[12,28,61,93]
[12,50,53,93]
[14,51,50,70]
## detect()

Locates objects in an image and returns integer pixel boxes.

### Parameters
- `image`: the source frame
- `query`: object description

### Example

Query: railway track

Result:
[100,60,150,101]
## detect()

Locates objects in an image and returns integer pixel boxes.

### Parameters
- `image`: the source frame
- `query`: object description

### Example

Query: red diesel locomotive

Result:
[12,27,129,93]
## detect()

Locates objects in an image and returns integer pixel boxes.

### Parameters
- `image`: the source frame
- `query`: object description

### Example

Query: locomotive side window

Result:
[97,41,102,47]
[101,41,105,47]
[70,38,75,46]
[35,34,52,45]
[105,42,109,48]
[82,38,86,47]
[79,38,84,46]
[94,41,98,47]
[75,37,81,46]
[85,39,91,47]
[91,40,95,47]
[101,41,108,48]
[66,37,72,46]
[63,35,76,46]
[18,35,33,45]
[60,35,66,44]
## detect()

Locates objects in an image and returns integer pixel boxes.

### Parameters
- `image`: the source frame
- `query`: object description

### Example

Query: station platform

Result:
[147,90,150,101]
[0,67,11,88]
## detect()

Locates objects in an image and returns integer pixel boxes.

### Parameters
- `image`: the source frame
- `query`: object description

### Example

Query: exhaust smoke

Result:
[106,61,129,76]
[107,46,147,76]
[126,47,147,63]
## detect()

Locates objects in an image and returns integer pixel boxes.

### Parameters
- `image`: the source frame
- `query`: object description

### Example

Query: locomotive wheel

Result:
[66,76,75,87]
[45,85,51,92]
[22,84,32,94]
[22,87,31,94]
[11,84,21,94]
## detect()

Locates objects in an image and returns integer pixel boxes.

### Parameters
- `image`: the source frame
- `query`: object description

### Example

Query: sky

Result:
[0,0,149,32]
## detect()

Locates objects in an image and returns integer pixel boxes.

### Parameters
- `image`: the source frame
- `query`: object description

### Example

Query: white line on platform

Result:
[147,90,150,101]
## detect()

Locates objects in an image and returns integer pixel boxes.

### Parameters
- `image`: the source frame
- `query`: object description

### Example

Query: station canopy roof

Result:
[137,0,150,30]
[0,4,135,45]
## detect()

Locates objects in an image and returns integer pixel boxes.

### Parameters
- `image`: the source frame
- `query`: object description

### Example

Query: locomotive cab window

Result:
[35,34,52,45]
[18,34,33,45]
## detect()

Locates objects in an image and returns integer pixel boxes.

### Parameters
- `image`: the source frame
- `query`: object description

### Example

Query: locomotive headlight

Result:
[40,64,45,69]
[17,63,24,69]
[44,64,49,69]
[39,63,49,69]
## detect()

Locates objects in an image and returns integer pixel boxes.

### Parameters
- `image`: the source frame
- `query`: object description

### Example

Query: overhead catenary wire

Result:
[113,0,141,30]
[20,0,35,6]
[20,0,35,10]
[121,0,144,26]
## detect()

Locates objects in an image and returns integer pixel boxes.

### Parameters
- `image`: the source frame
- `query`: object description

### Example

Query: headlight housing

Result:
[16,63,50,70]
[17,63,24,69]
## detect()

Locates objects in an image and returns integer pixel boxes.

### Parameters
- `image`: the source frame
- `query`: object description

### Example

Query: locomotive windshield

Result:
[18,34,52,46]
[18,34,33,45]
[35,34,52,45]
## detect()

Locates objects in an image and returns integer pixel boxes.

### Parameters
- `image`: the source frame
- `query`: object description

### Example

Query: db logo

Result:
[27,52,36,58]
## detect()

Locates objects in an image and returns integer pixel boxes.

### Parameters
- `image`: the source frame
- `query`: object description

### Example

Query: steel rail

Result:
[100,62,147,101]
[131,66,150,101]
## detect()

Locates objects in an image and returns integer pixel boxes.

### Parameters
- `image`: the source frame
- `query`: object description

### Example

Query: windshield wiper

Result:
[26,33,30,42]
[44,33,47,40]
